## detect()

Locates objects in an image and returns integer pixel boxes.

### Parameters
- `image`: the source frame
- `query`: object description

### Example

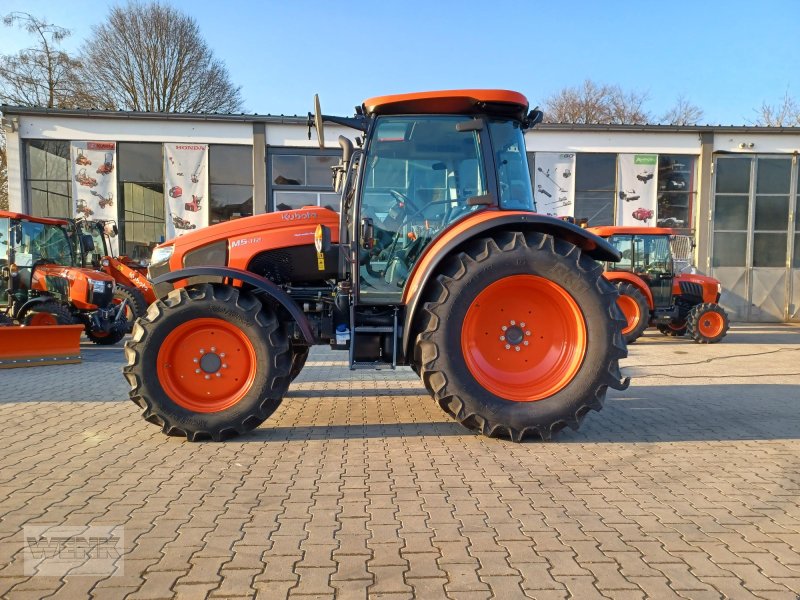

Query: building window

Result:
[209,145,253,224]
[574,153,615,226]
[269,149,340,211]
[118,143,164,259]
[712,157,751,268]
[25,140,71,218]
[753,157,792,268]
[657,155,696,230]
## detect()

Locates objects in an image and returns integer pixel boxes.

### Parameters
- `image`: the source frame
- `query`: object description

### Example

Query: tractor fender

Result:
[15,295,61,321]
[150,266,316,344]
[400,210,623,359]
[602,272,655,309]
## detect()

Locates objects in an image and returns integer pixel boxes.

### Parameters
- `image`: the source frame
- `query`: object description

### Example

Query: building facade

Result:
[2,107,799,322]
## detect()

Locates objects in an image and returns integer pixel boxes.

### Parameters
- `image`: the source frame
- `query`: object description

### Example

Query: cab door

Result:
[634,234,673,308]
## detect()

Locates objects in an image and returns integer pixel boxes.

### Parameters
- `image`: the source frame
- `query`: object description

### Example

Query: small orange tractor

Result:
[590,226,729,344]
[124,90,630,442]
[74,218,155,325]
[0,211,128,344]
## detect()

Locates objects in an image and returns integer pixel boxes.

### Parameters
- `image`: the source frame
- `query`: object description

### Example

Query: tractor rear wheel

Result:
[114,285,148,331]
[686,303,729,344]
[22,301,73,326]
[415,231,629,442]
[123,283,291,441]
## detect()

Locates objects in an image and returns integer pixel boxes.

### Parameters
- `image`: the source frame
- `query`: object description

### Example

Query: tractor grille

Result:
[249,249,293,285]
[88,281,114,308]
[679,281,704,300]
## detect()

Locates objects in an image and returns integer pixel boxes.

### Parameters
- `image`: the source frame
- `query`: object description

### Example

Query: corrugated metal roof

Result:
[0,105,308,124]
[2,105,800,134]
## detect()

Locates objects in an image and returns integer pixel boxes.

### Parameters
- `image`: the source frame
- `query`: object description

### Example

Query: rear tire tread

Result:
[416,232,629,443]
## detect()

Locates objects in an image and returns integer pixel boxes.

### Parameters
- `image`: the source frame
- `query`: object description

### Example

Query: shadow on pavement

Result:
[234,383,800,444]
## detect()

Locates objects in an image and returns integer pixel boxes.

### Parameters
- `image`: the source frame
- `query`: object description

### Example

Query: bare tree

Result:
[0,12,97,109]
[660,95,704,125]
[753,92,800,126]
[543,79,651,125]
[79,2,243,113]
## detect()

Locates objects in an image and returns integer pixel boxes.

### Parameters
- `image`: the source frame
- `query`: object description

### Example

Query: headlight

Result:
[150,245,174,267]
[717,283,722,293]
[88,278,107,294]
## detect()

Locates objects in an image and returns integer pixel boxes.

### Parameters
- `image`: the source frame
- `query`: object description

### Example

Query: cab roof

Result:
[362,89,529,120]
[0,210,70,226]
[588,226,678,238]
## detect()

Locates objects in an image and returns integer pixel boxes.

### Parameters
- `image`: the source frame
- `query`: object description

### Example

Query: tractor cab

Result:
[605,230,674,309]
[315,91,543,366]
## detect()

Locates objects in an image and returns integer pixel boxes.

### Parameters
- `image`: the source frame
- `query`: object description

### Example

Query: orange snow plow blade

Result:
[0,324,84,369]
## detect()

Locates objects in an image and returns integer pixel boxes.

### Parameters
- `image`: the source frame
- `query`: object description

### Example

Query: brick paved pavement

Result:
[0,324,799,599]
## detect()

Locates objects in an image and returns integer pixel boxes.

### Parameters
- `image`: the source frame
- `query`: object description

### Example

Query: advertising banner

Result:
[71,141,118,254]
[163,143,208,239]
[616,154,658,226]
[533,152,575,218]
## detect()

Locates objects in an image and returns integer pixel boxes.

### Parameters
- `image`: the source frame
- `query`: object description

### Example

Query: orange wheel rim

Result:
[697,312,724,338]
[616,294,641,335]
[157,318,257,413]
[668,322,684,331]
[461,275,587,402]
[28,312,58,326]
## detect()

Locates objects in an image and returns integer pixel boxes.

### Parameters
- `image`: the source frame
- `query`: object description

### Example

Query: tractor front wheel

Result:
[657,322,687,337]
[123,283,291,441]
[686,303,729,344]
[22,301,73,326]
[415,231,629,442]
[615,282,650,344]
[86,326,126,345]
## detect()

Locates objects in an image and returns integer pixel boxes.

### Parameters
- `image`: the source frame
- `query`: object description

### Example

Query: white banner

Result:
[71,141,118,254]
[163,143,208,239]
[533,152,575,218]
[616,154,658,226]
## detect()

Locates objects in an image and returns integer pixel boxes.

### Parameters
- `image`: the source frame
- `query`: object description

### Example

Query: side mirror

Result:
[82,234,95,252]
[307,94,325,148]
[523,108,544,129]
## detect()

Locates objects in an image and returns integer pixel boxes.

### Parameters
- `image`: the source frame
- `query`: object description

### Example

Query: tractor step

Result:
[350,361,396,370]
[348,307,399,370]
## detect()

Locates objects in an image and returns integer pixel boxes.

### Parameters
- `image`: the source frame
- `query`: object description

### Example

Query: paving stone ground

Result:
[0,323,799,599]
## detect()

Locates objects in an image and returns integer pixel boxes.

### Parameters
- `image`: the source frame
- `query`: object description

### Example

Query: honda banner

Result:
[71,141,118,254]
[163,143,208,238]
[533,152,575,218]
[616,154,658,226]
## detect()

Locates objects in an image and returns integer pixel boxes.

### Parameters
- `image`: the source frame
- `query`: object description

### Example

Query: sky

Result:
[2,0,799,125]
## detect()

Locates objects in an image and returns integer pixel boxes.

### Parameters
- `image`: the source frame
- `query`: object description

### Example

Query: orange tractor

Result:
[124,90,630,442]
[0,211,128,344]
[590,226,729,344]
[74,218,155,326]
